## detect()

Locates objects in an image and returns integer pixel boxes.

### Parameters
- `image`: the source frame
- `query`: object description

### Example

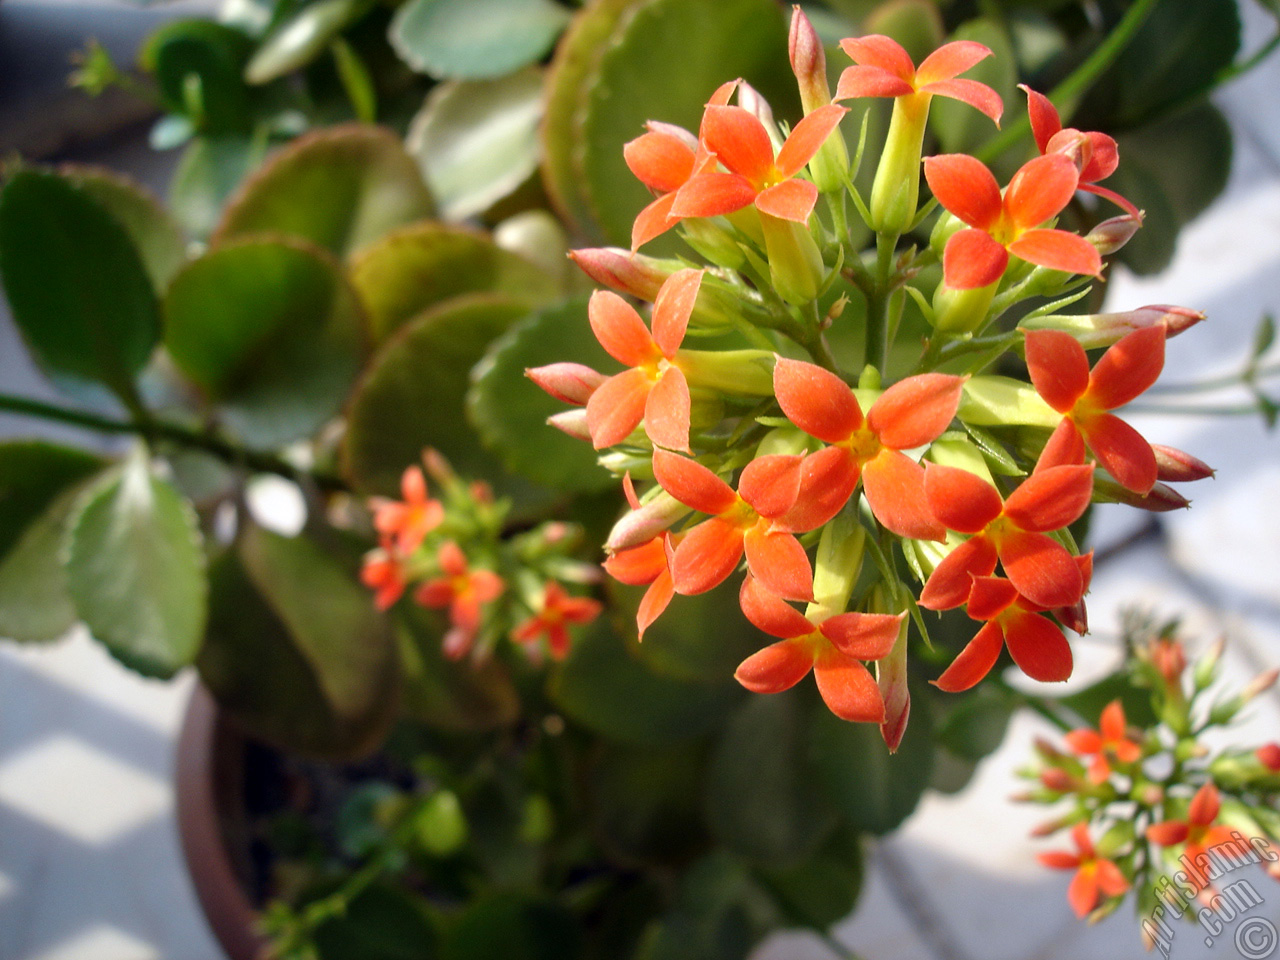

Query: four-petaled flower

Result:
[773,358,964,540]
[413,541,505,660]
[834,35,1002,121]
[920,462,1094,611]
[1025,326,1166,494]
[1064,699,1144,783]
[735,576,902,722]
[585,268,703,452]
[602,475,679,639]
[361,542,408,611]
[1038,822,1130,917]
[670,102,848,225]
[924,153,1102,289]
[652,449,817,602]
[370,465,445,554]
[511,581,603,660]
[1146,783,1238,894]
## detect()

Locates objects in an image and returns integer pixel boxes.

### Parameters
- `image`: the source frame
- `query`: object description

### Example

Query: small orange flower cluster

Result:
[360,453,601,663]
[531,10,1213,745]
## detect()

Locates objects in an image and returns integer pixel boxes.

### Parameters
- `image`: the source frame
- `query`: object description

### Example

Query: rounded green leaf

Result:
[0,485,93,645]
[440,894,582,960]
[142,19,255,135]
[755,824,863,932]
[0,169,160,404]
[245,0,369,84]
[313,884,438,960]
[65,452,207,678]
[467,297,614,494]
[390,0,570,81]
[0,441,103,561]
[589,741,709,865]
[213,124,434,258]
[198,524,399,759]
[341,293,535,497]
[169,134,268,240]
[863,0,944,64]
[350,221,560,343]
[929,18,1015,155]
[406,67,545,222]
[164,237,366,447]
[934,686,1016,762]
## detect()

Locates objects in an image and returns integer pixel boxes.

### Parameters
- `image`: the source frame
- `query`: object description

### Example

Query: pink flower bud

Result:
[547,409,591,442]
[1152,444,1215,482]
[568,247,671,300]
[877,628,911,753]
[526,363,606,405]
[1257,743,1280,772]
[1087,213,1143,255]
[605,491,689,553]
[1094,476,1191,512]
[1243,667,1280,702]
[788,5,831,113]
[1041,768,1077,792]
[1152,637,1187,687]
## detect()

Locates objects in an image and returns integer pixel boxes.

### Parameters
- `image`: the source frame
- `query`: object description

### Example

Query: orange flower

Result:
[370,465,444,554]
[511,581,602,660]
[413,541,504,660]
[1038,823,1130,917]
[1146,783,1238,894]
[602,475,678,639]
[1064,700,1143,783]
[1259,743,1280,773]
[1025,325,1166,493]
[773,357,964,540]
[933,574,1079,691]
[585,268,702,452]
[361,542,408,611]
[652,449,816,602]
[834,35,1002,120]
[920,462,1093,611]
[734,576,901,723]
[923,153,1102,289]
[1022,85,1139,218]
[670,102,848,224]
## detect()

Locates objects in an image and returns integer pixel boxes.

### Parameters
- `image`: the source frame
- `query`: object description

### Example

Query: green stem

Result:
[866,233,896,372]
[976,0,1163,163]
[0,392,347,491]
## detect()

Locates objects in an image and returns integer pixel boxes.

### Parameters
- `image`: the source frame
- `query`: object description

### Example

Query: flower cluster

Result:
[1019,617,1280,933]
[530,10,1212,748]
[360,451,602,663]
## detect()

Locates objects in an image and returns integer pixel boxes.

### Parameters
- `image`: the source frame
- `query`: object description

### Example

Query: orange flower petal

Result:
[471,570,504,604]
[919,534,999,610]
[1100,700,1127,741]
[604,537,668,585]
[942,228,1008,289]
[998,529,1083,609]
[1003,607,1073,682]
[813,650,885,722]
[738,454,803,519]
[1005,154,1079,229]
[919,78,1002,123]
[862,451,945,541]
[586,368,651,449]
[651,268,701,358]
[1079,131,1120,183]
[652,449,738,514]
[631,192,680,250]
[645,366,692,452]
[1087,326,1166,410]
[1067,867,1100,918]
[834,65,914,101]
[934,620,1005,692]
[735,637,813,694]
[438,540,468,576]
[774,356,863,443]
[1025,330,1090,414]
[589,290,658,366]
[1036,419,1087,472]
[743,526,814,602]
[965,575,1018,621]
[739,575,814,639]
[924,463,1003,533]
[916,40,993,84]
[867,373,965,450]
[775,103,848,177]
[670,517,743,595]
[1095,859,1129,898]
[700,105,775,184]
[1189,783,1221,826]
[839,35,915,81]
[1037,851,1081,870]
[1065,729,1103,755]
[1146,820,1190,846]
[624,130,696,192]
[775,446,858,533]
[637,569,675,639]
[1080,412,1157,494]
[755,178,819,222]
[819,611,903,660]
[670,171,758,219]
[1020,84,1060,153]
[1002,463,1094,533]
[1008,228,1102,278]
[924,154,1002,229]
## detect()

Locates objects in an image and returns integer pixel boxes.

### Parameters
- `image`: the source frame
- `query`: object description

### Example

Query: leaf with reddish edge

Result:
[652,449,737,514]
[735,637,812,693]
[773,357,864,444]
[814,652,884,723]
[776,446,857,533]
[919,535,998,610]
[670,172,758,219]
[1025,330,1089,413]
[740,575,812,638]
[1002,463,1093,533]
[924,463,1003,533]
[701,105,775,183]
[861,451,944,542]
[644,367,692,452]
[737,454,803,518]
[934,620,1005,692]
[1004,154,1078,228]
[774,104,848,177]
[923,155,1002,229]
[998,529,1083,609]
[755,178,819,222]
[942,229,1008,289]
[1083,412,1157,493]
[743,526,813,602]
[820,612,902,660]
[589,290,657,366]
[920,78,1002,122]
[650,268,701,357]
[1088,326,1166,410]
[867,373,965,450]
[1007,229,1101,278]
[624,131,695,192]
[1003,608,1072,682]
[586,368,650,449]
[671,517,743,595]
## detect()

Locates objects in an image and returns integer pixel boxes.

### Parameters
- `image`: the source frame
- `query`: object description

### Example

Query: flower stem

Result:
[0,392,347,491]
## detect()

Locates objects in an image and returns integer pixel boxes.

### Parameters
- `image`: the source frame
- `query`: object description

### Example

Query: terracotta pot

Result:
[174,683,269,960]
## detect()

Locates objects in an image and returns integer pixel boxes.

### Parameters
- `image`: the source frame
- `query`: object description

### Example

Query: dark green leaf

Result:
[143,19,255,135]
[929,18,1014,154]
[349,222,559,343]
[0,484,93,644]
[245,0,369,84]
[590,741,709,865]
[169,134,268,240]
[213,125,434,258]
[441,894,582,960]
[624,578,763,683]
[0,441,102,561]
[198,524,399,759]
[934,685,1016,761]
[65,451,207,678]
[314,883,438,960]
[164,237,366,447]
[390,0,570,81]
[754,824,863,931]
[1053,670,1157,729]
[636,853,766,960]
[332,36,378,123]
[864,0,944,64]
[0,169,160,405]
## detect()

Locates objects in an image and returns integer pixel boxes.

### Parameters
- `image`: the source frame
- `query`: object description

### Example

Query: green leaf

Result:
[623,578,763,683]
[704,692,837,866]
[0,169,160,406]
[213,124,434,258]
[390,0,570,81]
[864,0,944,64]
[755,823,863,932]
[198,524,399,759]
[169,134,268,240]
[809,683,934,835]
[466,297,615,495]
[934,685,1016,762]
[636,853,765,960]
[0,441,103,561]
[589,741,710,864]
[142,19,255,135]
[349,222,560,344]
[245,0,369,84]
[0,484,93,644]
[929,17,1015,154]
[341,294,535,498]
[1053,670,1157,730]
[549,621,742,746]
[441,894,582,960]
[332,36,378,123]
[60,166,188,292]
[164,236,366,447]
[64,451,207,678]
[406,67,545,222]
[313,883,439,960]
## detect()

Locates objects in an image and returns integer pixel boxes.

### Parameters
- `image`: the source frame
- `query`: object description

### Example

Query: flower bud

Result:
[789,6,830,112]
[569,247,673,300]
[1087,213,1143,255]
[606,490,689,553]
[1152,445,1215,483]
[1041,767,1078,793]
[677,348,775,396]
[526,363,605,405]
[1092,476,1190,512]
[547,409,591,442]
[870,92,930,236]
[876,615,911,753]
[737,81,779,146]
[1021,304,1205,350]
[1242,667,1280,703]
[812,515,866,614]
[1194,637,1226,690]
[760,212,824,305]
[932,279,998,334]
